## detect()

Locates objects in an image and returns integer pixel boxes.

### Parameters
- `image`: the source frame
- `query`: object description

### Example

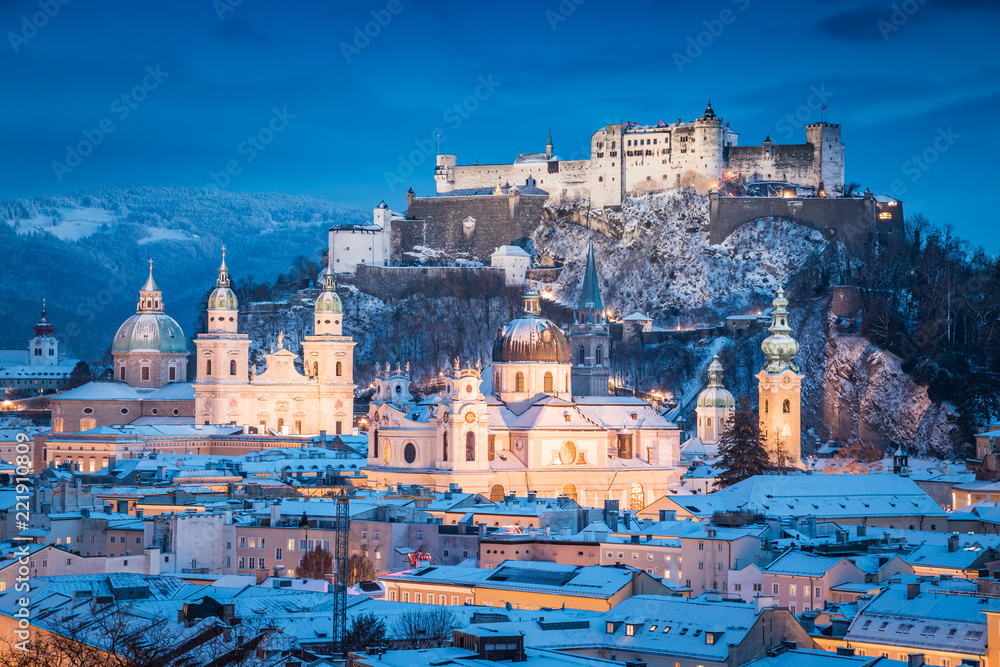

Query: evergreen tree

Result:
[714,402,769,490]
[343,612,387,654]
[68,361,92,389]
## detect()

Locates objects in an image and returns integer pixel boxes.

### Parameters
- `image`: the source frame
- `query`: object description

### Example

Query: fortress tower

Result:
[756,287,804,467]
[806,123,845,196]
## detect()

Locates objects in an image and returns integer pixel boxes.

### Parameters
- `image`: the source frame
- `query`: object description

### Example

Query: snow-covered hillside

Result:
[0,185,367,360]
[533,192,827,321]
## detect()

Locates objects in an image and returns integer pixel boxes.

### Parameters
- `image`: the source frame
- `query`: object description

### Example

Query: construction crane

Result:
[333,497,349,656]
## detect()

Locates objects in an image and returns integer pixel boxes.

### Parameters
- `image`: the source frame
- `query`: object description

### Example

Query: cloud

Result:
[214,17,270,45]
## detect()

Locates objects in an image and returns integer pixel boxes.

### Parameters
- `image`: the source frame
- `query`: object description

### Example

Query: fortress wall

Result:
[353,265,506,302]
[728,144,817,187]
[709,194,876,247]
[397,194,547,263]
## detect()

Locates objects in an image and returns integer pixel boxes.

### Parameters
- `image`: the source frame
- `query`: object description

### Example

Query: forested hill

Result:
[0,185,367,361]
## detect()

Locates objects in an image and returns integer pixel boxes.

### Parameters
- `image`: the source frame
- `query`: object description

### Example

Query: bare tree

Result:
[298,546,332,580]
[345,554,377,585]
[390,608,459,649]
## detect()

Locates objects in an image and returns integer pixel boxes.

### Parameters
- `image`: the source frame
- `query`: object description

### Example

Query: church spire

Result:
[217,246,231,288]
[579,241,603,311]
[546,127,553,159]
[137,259,164,314]
[33,299,55,337]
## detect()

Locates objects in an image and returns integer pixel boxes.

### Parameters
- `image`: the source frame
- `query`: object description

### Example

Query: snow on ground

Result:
[11,206,116,241]
[137,227,196,244]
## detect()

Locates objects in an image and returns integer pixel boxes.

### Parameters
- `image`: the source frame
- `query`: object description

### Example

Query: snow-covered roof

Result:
[763,551,855,577]
[667,474,947,520]
[622,312,652,321]
[493,245,531,257]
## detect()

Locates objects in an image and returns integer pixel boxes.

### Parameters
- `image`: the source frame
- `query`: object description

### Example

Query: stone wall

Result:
[709,193,877,247]
[397,193,547,263]
[353,264,507,302]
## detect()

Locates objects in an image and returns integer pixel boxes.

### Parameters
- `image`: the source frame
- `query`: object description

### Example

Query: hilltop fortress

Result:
[434,102,845,207]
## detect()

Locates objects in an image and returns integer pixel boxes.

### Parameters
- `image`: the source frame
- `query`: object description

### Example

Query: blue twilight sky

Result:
[2,0,998,251]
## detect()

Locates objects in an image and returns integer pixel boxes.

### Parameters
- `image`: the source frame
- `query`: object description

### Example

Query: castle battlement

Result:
[434,102,844,208]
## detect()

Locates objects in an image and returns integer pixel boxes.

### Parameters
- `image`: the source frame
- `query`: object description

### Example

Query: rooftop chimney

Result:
[907,582,921,600]
[836,647,856,657]
[948,534,960,553]
[908,654,925,667]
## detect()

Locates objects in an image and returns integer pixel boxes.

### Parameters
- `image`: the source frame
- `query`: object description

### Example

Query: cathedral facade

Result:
[365,273,683,509]
[193,253,355,436]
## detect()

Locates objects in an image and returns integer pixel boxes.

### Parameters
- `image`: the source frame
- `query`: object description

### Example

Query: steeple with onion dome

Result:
[756,283,804,467]
[314,259,343,335]
[33,300,55,338]
[696,354,735,444]
[29,300,59,367]
[760,286,800,374]
[207,247,239,334]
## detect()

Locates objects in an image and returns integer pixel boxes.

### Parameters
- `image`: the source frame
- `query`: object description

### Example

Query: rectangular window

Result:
[814,586,821,598]
[259,538,265,550]
[287,539,295,552]
[248,537,256,549]
[238,557,245,569]
[110,536,116,543]
[789,584,797,596]
[141,367,149,381]
[239,537,246,549]
[772,583,779,595]
[698,542,704,551]
[803,586,810,598]
[275,547,282,561]
[169,367,176,381]
[402,592,409,603]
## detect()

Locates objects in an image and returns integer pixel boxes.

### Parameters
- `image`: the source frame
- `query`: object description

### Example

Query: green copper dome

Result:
[315,262,343,313]
[207,248,239,311]
[697,355,735,408]
[760,287,800,373]
[112,313,188,353]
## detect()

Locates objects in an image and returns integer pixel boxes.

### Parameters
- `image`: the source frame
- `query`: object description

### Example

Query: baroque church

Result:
[364,244,684,510]
[193,252,356,436]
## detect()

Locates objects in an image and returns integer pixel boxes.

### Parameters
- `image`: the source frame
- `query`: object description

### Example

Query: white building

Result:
[328,201,401,274]
[0,303,79,394]
[490,245,530,286]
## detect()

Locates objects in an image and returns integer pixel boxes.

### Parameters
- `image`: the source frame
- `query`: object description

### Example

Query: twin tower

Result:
[192,251,356,436]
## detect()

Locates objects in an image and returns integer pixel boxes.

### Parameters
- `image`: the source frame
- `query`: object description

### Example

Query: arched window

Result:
[53,418,63,433]
[442,431,448,461]
[312,361,319,377]
[336,361,343,377]
[563,483,578,502]
[629,482,644,511]
[494,372,500,389]
[277,418,284,432]
[372,428,379,458]
[543,372,554,393]
[566,373,570,391]
[466,431,476,461]
[515,372,525,392]
[230,360,236,376]
[782,399,790,413]
[764,399,768,414]
[490,484,505,502]
[578,346,585,365]
[206,359,212,376]
[403,443,416,464]
[596,346,602,366]
[707,417,712,428]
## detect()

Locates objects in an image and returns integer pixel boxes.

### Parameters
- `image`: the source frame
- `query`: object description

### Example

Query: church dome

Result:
[207,249,238,310]
[112,313,188,353]
[492,290,571,364]
[315,262,342,313]
[760,287,800,373]
[697,355,735,408]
